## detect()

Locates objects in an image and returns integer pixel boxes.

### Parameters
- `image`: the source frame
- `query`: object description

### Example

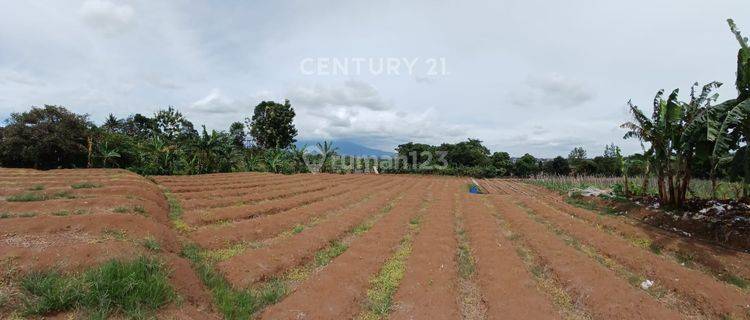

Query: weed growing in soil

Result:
[292,224,304,234]
[21,257,174,318]
[102,229,127,241]
[143,237,161,252]
[181,244,286,319]
[28,185,44,191]
[18,212,37,218]
[165,192,191,232]
[52,210,70,217]
[720,274,749,289]
[113,206,130,213]
[71,182,101,189]
[52,191,75,199]
[314,240,348,267]
[0,213,9,219]
[6,193,47,202]
[362,236,413,318]
[202,244,247,262]
[133,205,147,215]
[456,229,476,279]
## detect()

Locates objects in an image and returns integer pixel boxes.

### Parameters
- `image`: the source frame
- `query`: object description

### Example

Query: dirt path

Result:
[389,179,463,320]
[258,178,440,319]
[487,195,682,319]
[461,193,561,319]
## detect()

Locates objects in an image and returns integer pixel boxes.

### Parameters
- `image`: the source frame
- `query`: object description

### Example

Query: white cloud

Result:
[510,72,594,108]
[79,0,135,35]
[287,80,393,111]
[188,89,243,114]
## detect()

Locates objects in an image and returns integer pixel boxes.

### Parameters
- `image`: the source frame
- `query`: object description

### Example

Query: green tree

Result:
[568,147,587,176]
[247,100,298,149]
[0,105,91,169]
[490,151,512,176]
[543,156,570,176]
[229,122,247,149]
[513,153,539,177]
[440,138,490,167]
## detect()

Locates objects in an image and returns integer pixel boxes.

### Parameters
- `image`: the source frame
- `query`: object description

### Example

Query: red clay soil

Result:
[488,195,682,319]
[178,176,342,210]
[460,193,561,319]
[217,177,419,287]
[184,176,370,226]
[389,179,463,319]
[499,180,750,283]
[259,178,441,319]
[188,177,402,249]
[156,173,319,194]
[494,181,750,318]
[0,168,217,318]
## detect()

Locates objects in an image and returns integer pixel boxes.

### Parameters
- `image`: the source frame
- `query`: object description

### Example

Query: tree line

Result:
[0,100,308,175]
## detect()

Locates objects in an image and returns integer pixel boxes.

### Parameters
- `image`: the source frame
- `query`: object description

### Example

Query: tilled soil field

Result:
[2,170,749,319]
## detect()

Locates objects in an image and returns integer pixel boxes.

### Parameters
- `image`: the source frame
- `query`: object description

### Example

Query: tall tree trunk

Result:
[710,159,719,200]
[744,139,750,201]
[641,161,650,196]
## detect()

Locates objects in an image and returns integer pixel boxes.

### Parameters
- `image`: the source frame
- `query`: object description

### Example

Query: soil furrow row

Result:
[487,195,683,319]
[504,187,750,317]
[389,179,463,320]
[462,193,561,319]
[258,178,439,319]
[215,178,418,287]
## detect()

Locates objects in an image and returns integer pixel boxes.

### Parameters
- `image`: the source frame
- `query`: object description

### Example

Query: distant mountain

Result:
[295,140,394,157]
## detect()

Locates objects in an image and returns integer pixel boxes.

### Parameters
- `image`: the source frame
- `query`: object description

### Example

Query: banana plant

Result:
[706,19,750,200]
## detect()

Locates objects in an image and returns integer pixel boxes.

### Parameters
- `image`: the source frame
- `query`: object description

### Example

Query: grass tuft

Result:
[314,240,349,267]
[143,237,161,252]
[21,257,174,318]
[71,182,101,189]
[363,239,412,317]
[291,224,304,234]
[28,185,45,191]
[7,193,47,202]
[181,244,287,319]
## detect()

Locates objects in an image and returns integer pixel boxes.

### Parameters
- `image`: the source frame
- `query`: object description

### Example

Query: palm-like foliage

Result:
[96,141,121,168]
[316,141,338,173]
[622,82,722,206]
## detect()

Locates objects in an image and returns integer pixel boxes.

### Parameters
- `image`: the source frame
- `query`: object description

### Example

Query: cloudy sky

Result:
[1,0,748,157]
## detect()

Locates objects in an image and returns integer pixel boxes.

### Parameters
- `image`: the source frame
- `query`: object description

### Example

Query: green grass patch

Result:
[28,185,45,191]
[720,274,749,289]
[52,191,75,199]
[456,228,476,279]
[143,237,161,252]
[362,239,413,318]
[52,210,70,217]
[181,244,287,319]
[133,205,147,216]
[21,257,174,318]
[165,192,191,232]
[314,240,349,267]
[6,192,48,202]
[71,182,101,189]
[18,212,38,218]
[113,206,130,213]
[0,212,9,219]
[291,224,304,234]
